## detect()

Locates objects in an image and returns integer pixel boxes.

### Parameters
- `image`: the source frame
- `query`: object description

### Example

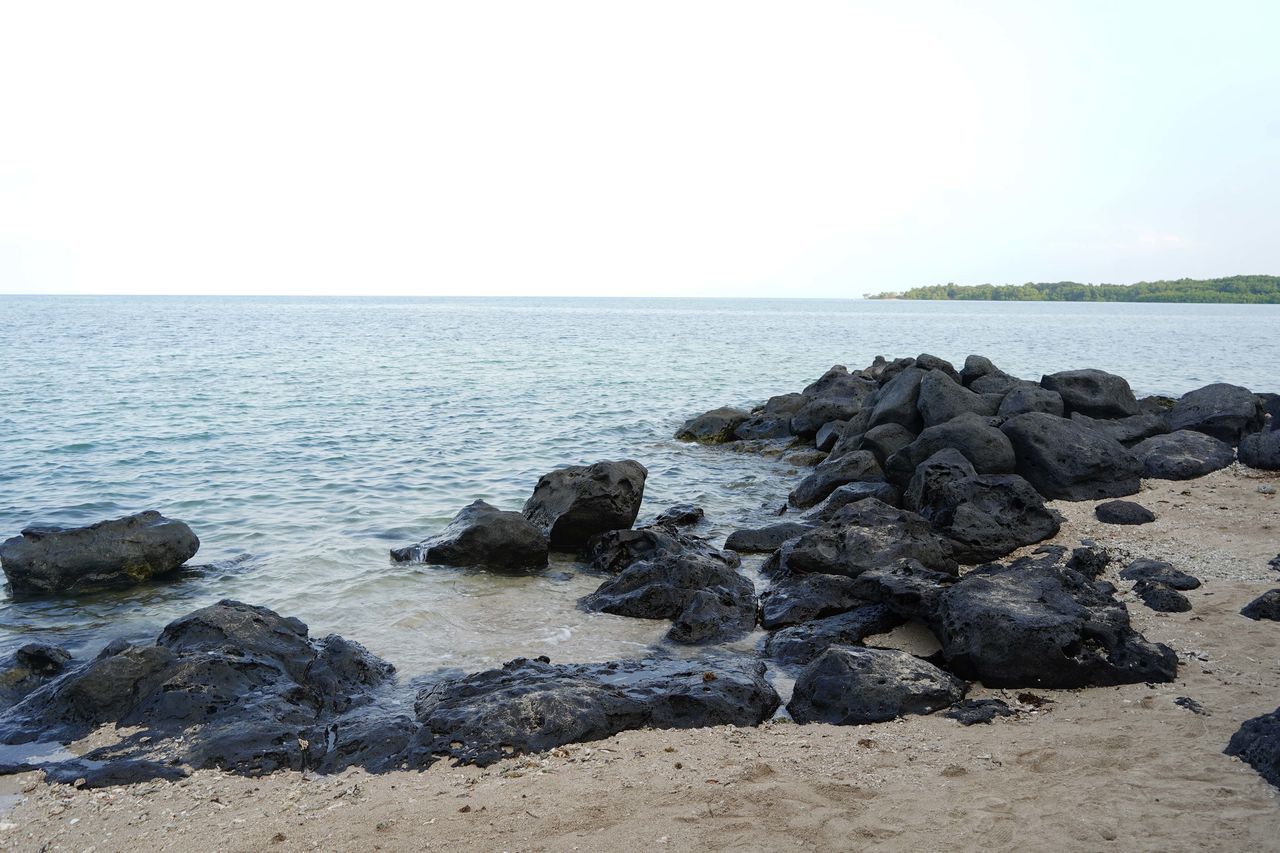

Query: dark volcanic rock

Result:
[814,420,848,452]
[970,372,1028,395]
[1040,369,1139,419]
[523,460,647,551]
[788,451,884,509]
[867,367,926,433]
[765,606,902,666]
[849,560,957,621]
[1119,559,1201,590]
[916,370,999,428]
[914,353,961,382]
[1000,412,1142,500]
[1241,590,1280,622]
[1,511,199,595]
[391,500,548,571]
[1095,500,1156,526]
[885,413,1016,486]
[1131,430,1234,480]
[581,527,737,574]
[944,698,1015,725]
[1239,429,1280,470]
[758,572,870,629]
[779,500,957,578]
[1070,412,1170,446]
[676,407,749,443]
[858,423,917,466]
[724,522,813,554]
[960,354,999,386]
[763,393,808,416]
[1133,579,1190,613]
[733,415,793,441]
[787,647,966,725]
[410,656,779,768]
[804,481,903,520]
[651,504,704,528]
[998,386,1065,418]
[1225,707,1280,788]
[580,554,756,644]
[0,644,72,709]
[1169,383,1264,444]
[934,552,1178,688]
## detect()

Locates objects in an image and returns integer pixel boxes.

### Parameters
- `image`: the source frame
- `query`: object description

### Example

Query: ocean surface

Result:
[1,296,1277,675]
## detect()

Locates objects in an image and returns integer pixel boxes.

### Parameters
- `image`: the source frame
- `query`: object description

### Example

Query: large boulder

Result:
[1040,369,1139,419]
[916,370,999,428]
[1239,429,1280,471]
[814,420,848,452]
[408,656,779,768]
[724,522,813,554]
[758,572,870,629]
[1225,707,1280,789]
[1000,412,1142,500]
[1,511,199,595]
[779,499,957,578]
[579,553,757,645]
[885,413,1016,486]
[523,460,647,551]
[788,451,884,509]
[581,527,737,574]
[960,354,999,386]
[390,500,548,570]
[867,367,926,433]
[1130,430,1234,480]
[849,559,957,621]
[733,415,792,441]
[933,552,1178,688]
[858,423,917,466]
[1070,412,1170,446]
[675,407,749,443]
[998,386,1065,418]
[914,353,961,382]
[791,367,877,438]
[786,647,966,725]
[1169,383,1264,444]
[765,607,902,667]
[804,481,903,520]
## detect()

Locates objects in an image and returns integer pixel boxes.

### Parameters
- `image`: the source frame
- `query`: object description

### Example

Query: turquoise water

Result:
[1,296,1277,674]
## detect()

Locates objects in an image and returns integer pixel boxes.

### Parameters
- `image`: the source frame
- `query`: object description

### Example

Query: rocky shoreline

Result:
[2,352,1279,806]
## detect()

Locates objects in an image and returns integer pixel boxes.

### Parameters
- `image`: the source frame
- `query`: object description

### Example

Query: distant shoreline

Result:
[870,275,1280,304]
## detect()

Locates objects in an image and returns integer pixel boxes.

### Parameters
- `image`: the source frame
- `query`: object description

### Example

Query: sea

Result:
[1,296,1277,675]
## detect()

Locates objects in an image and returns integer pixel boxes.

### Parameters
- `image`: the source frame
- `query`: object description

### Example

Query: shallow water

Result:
[1,296,1277,674]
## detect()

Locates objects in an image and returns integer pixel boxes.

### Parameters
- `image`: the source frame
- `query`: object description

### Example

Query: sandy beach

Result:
[0,465,1276,851]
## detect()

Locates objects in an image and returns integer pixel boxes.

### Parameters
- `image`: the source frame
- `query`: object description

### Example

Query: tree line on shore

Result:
[869,275,1280,303]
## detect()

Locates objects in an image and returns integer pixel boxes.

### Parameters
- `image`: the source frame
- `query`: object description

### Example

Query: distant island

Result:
[868,275,1280,303]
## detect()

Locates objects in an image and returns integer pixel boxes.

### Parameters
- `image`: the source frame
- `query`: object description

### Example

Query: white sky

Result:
[1,1,1277,297]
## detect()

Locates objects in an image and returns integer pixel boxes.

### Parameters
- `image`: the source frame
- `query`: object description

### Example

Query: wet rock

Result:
[579,554,757,644]
[1131,430,1234,480]
[1001,412,1141,500]
[758,572,870,629]
[934,551,1178,688]
[1241,590,1280,622]
[1040,369,1139,419]
[733,415,792,441]
[814,420,847,452]
[582,527,737,574]
[917,370,999,428]
[676,407,749,443]
[390,501,548,571]
[804,481,903,520]
[1,511,199,595]
[787,647,966,725]
[867,367,927,433]
[1133,579,1190,613]
[724,522,813,554]
[885,413,1017,486]
[1070,412,1170,446]
[781,448,829,467]
[523,460,647,551]
[409,656,779,767]
[998,386,1065,418]
[1239,429,1280,471]
[779,500,957,578]
[849,560,957,621]
[857,423,917,466]
[0,644,72,709]
[944,698,1015,725]
[1225,707,1280,788]
[1169,383,1264,444]
[651,504,704,528]
[1118,558,1201,590]
[765,606,903,667]
[1095,500,1156,526]
[788,450,884,509]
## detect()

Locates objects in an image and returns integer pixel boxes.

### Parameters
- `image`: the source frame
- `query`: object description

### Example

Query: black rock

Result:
[885,413,1017,486]
[0,643,72,709]
[913,466,1060,563]
[581,527,737,574]
[960,354,999,386]
[1239,429,1280,471]
[1095,500,1156,526]
[523,460,647,551]
[867,367,927,433]
[802,365,873,400]
[409,656,779,768]
[914,353,961,382]
[579,553,757,645]
[788,450,883,509]
[676,407,749,443]
[933,552,1178,688]
[1067,544,1111,579]
[1070,412,1170,446]
[765,606,902,667]
[1225,707,1280,788]
[791,397,864,439]
[1131,430,1235,480]
[858,423,917,466]
[779,500,957,578]
[849,559,957,621]
[804,481,903,520]
[1001,412,1142,500]
[724,522,813,554]
[1241,589,1280,621]
[1,511,200,595]
[1119,559,1201,590]
[758,572,871,629]
[786,647,966,725]
[651,504,705,528]
[916,370,999,428]
[733,415,793,441]
[1133,579,1191,613]
[970,372,1029,395]
[762,393,808,416]
[998,386,1065,418]
[944,698,1015,725]
[1175,696,1208,715]
[1040,369,1140,419]
[866,356,917,385]
[814,420,848,452]
[390,500,548,571]
[1169,383,1264,444]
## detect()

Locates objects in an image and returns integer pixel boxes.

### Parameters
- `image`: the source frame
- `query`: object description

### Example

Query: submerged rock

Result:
[1225,707,1280,789]
[523,460,647,551]
[1095,500,1156,526]
[1,511,199,595]
[0,643,72,709]
[1131,430,1235,480]
[1000,412,1141,500]
[786,646,966,725]
[390,500,548,571]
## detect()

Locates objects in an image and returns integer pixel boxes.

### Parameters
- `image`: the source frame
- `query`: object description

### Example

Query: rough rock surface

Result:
[1000,412,1141,500]
[814,420,847,453]
[1,511,199,595]
[1239,429,1280,471]
[916,370,998,428]
[998,386,1064,418]
[764,606,903,666]
[804,481,903,520]
[1118,559,1201,590]
[390,500,548,570]
[944,698,1015,725]
[733,415,792,441]
[758,572,870,629]
[651,504,705,528]
[523,460,647,551]
[581,527,737,574]
[1169,383,1264,444]
[724,523,813,554]
[788,451,884,509]
[1225,707,1280,788]
[1241,590,1280,622]
[778,500,957,578]
[857,423,917,467]
[0,644,72,709]
[884,413,1016,487]
[867,368,926,433]
[1131,431,1235,480]
[1070,412,1170,446]
[676,407,750,443]
[1095,500,1156,526]
[1040,369,1139,419]
[1133,579,1191,613]
[849,560,957,621]
[786,647,966,725]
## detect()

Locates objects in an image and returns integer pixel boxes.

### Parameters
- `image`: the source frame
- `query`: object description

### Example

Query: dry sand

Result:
[2,466,1278,852]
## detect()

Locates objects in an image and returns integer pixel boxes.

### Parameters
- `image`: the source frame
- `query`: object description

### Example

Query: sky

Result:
[1,1,1277,297]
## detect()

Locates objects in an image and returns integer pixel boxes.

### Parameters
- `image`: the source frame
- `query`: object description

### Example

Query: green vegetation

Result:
[869,275,1280,303]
